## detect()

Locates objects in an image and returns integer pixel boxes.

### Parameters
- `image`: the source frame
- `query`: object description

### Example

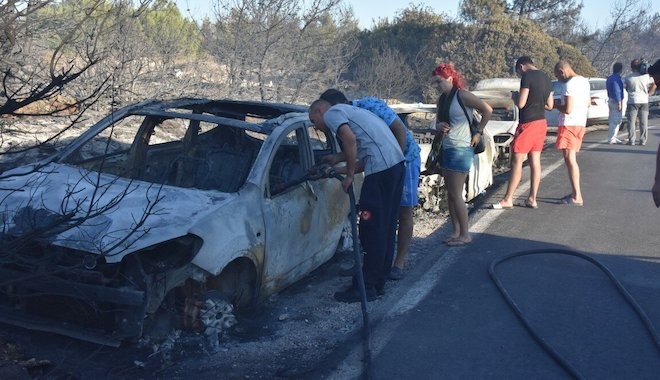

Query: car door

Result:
[261,121,348,294]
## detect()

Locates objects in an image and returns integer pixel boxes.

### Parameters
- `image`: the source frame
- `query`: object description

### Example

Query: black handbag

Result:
[422,134,443,175]
[456,91,485,154]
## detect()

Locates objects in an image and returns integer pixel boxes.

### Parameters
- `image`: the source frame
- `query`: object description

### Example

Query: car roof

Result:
[132,98,308,119]
[551,78,607,92]
[55,98,310,161]
[97,98,308,133]
[474,77,520,92]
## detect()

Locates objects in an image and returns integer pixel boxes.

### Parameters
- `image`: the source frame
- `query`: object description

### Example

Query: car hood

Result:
[1,163,233,262]
[486,119,517,136]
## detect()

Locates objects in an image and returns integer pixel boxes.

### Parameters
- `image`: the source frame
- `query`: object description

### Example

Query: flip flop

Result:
[490,202,513,210]
[560,195,583,207]
[518,200,538,209]
[442,236,459,244]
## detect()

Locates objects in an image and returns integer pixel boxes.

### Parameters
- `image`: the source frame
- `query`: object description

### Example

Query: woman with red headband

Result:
[431,63,492,245]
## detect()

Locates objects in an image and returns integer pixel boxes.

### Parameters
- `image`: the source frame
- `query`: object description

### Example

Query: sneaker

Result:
[627,140,635,146]
[334,285,378,303]
[641,140,647,146]
[389,266,404,281]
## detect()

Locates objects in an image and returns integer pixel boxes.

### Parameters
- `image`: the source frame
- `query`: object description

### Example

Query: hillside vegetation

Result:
[0,0,657,121]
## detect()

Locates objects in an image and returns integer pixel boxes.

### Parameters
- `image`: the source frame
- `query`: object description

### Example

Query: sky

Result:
[174,0,623,30]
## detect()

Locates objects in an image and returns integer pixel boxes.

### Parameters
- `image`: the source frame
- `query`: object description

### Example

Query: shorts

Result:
[512,119,547,153]
[555,126,586,151]
[401,156,421,207]
[441,146,473,173]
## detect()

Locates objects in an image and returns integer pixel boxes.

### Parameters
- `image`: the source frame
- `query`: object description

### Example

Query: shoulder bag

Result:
[456,90,485,155]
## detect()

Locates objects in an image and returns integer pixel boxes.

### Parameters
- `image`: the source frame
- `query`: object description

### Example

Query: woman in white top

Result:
[431,63,492,246]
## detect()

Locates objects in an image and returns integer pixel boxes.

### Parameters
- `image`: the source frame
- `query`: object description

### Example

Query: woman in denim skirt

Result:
[431,63,492,246]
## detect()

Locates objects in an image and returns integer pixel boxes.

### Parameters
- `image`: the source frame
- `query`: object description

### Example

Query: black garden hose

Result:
[340,177,372,380]
[308,164,372,379]
[489,248,660,379]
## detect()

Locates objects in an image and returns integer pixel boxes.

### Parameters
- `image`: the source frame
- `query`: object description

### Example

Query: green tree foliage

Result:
[140,0,202,67]
[351,1,596,102]
[507,0,582,38]
[3,0,649,113]
[443,3,514,84]
[352,5,446,100]
[459,0,507,23]
[438,18,596,86]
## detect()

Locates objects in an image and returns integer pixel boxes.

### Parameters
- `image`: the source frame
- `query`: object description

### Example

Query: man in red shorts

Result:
[553,59,590,206]
[492,56,553,209]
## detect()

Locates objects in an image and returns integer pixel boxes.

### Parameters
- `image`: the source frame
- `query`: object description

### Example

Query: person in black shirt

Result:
[492,56,553,209]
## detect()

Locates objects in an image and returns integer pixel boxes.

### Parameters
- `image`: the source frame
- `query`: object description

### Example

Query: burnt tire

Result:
[211,259,257,311]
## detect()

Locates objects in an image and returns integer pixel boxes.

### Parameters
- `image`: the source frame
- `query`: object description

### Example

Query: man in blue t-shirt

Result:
[309,99,404,302]
[606,62,625,144]
[320,89,421,281]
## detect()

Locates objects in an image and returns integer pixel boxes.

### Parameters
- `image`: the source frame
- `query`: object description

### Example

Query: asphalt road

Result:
[327,119,660,379]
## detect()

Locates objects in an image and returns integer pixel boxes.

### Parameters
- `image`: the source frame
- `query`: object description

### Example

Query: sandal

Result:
[519,200,538,209]
[442,236,458,244]
[560,195,583,207]
[490,202,513,210]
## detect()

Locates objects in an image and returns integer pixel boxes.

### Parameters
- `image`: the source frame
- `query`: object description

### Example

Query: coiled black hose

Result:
[489,248,660,379]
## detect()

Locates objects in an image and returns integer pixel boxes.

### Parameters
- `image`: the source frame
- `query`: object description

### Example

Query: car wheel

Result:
[210,258,257,311]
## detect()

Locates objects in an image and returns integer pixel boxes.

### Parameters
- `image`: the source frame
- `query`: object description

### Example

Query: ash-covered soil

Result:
[0,210,451,380]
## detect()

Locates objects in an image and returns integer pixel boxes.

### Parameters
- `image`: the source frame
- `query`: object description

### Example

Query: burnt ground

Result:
[0,112,457,380]
[0,209,450,380]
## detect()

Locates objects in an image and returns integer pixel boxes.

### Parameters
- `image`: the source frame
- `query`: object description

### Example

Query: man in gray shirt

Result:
[309,99,404,302]
[625,59,657,145]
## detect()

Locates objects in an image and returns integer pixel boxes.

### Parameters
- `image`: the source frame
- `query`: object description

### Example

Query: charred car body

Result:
[0,98,354,346]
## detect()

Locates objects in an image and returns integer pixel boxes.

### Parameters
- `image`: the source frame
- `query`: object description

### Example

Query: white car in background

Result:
[546,78,628,127]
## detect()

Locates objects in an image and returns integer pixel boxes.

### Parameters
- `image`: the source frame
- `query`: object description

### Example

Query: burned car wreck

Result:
[0,98,355,347]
